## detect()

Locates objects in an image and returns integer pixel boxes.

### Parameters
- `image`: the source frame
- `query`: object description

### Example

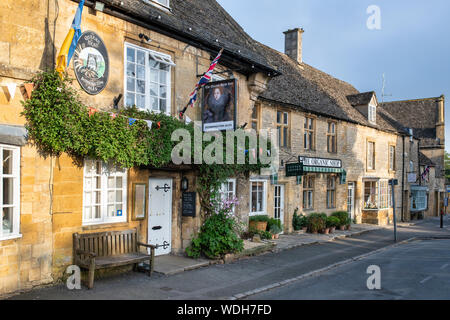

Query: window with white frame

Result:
[1,145,20,240]
[411,187,428,212]
[368,104,377,124]
[364,180,391,210]
[219,179,236,213]
[250,180,267,215]
[219,179,236,202]
[125,43,175,114]
[83,160,127,226]
[142,0,170,9]
[389,145,396,171]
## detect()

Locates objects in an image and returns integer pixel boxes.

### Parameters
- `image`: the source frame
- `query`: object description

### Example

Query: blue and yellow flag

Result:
[56,0,85,77]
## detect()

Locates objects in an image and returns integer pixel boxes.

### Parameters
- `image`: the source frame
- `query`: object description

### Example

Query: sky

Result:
[217,0,450,152]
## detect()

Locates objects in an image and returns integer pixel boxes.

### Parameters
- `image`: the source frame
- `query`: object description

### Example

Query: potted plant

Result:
[327,216,339,234]
[300,216,308,232]
[346,217,352,230]
[249,215,269,232]
[332,211,349,231]
[307,213,326,234]
[269,224,282,239]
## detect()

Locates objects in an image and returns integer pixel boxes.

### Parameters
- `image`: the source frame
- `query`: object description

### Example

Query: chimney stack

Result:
[283,28,304,64]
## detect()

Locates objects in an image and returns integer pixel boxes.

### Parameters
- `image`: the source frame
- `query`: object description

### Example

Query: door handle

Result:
[152,226,162,230]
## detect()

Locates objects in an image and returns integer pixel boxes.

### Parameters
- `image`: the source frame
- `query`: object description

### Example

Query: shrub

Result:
[269,224,282,235]
[186,212,244,259]
[331,211,350,227]
[327,216,340,228]
[267,218,281,232]
[307,213,326,233]
[293,208,308,231]
[249,215,270,223]
[259,231,273,240]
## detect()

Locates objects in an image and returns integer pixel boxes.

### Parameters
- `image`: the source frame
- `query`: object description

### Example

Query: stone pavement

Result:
[152,224,380,275]
[268,224,382,252]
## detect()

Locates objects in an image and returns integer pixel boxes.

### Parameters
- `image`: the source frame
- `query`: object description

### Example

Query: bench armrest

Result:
[75,249,97,258]
[137,242,157,250]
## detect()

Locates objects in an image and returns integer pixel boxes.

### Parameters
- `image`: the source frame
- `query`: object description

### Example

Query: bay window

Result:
[0,145,20,240]
[83,160,128,226]
[364,180,391,210]
[125,43,175,114]
[411,187,428,212]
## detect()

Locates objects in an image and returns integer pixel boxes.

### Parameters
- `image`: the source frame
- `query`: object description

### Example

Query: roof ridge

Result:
[381,96,441,104]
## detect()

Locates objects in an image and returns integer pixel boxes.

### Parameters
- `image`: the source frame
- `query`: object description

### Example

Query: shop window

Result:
[250,180,267,216]
[0,145,20,241]
[303,176,314,210]
[389,145,396,171]
[304,117,315,150]
[277,111,290,148]
[327,121,337,153]
[125,43,175,114]
[367,141,375,170]
[326,176,336,209]
[411,189,428,212]
[364,180,391,210]
[83,160,128,226]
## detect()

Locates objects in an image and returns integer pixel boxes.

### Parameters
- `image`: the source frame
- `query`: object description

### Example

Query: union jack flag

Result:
[179,48,223,119]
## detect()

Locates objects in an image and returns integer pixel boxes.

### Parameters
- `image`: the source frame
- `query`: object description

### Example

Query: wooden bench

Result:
[73,229,156,289]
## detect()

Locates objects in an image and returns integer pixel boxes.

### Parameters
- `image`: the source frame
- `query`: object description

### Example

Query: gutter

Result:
[72,0,280,77]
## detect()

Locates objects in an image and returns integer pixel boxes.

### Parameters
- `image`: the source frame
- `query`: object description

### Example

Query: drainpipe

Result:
[401,135,405,222]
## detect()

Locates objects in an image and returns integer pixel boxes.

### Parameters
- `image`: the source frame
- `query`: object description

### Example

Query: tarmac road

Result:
[7,217,450,300]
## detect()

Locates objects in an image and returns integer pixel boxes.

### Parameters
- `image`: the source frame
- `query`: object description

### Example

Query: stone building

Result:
[0,0,445,297]
[0,0,276,296]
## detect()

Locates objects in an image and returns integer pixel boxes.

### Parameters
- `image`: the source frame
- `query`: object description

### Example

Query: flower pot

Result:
[330,227,336,233]
[323,228,330,235]
[339,225,346,231]
[346,225,351,230]
[249,221,268,232]
[274,234,279,239]
[302,227,307,232]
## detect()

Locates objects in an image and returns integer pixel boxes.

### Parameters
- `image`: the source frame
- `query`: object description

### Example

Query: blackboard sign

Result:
[182,192,196,217]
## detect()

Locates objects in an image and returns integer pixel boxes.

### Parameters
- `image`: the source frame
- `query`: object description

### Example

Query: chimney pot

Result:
[283,28,304,64]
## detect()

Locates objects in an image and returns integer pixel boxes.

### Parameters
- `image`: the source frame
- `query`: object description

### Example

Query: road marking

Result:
[420,276,433,284]
[440,264,449,270]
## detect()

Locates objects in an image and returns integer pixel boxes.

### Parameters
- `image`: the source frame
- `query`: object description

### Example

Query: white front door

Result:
[148,178,173,256]
[274,185,285,234]
[347,182,355,220]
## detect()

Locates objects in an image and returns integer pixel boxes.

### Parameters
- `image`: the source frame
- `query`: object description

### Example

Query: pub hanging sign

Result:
[73,31,109,95]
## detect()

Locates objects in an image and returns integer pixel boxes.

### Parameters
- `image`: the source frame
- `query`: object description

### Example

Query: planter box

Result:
[249,221,268,232]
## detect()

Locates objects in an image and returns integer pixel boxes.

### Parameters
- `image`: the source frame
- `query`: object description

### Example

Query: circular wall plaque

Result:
[73,31,109,95]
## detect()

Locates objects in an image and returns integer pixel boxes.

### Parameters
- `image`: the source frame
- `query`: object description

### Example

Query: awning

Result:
[303,166,345,174]
[0,124,28,146]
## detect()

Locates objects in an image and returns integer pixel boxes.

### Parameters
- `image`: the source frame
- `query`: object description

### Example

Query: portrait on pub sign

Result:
[202,79,237,132]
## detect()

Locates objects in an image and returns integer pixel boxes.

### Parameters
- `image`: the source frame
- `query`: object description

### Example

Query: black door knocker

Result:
[155,184,171,193]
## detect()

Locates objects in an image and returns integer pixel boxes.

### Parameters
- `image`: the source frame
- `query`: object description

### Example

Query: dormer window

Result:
[368,104,377,124]
[142,0,170,10]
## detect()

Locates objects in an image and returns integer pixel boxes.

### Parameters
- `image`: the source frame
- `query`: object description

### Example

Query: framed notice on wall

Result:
[202,79,237,132]
[132,183,147,220]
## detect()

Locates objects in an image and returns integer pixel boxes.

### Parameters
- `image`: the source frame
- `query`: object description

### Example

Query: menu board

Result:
[182,192,196,217]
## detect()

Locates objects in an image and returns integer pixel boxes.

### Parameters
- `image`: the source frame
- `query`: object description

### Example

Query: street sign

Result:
[389,179,399,186]
[286,162,304,177]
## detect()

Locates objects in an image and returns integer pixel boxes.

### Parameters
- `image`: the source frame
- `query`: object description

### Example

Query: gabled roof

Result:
[381,97,442,146]
[419,151,435,167]
[88,0,278,74]
[257,43,406,134]
[346,92,376,106]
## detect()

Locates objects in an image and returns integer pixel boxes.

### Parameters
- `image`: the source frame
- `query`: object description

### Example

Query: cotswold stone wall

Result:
[255,100,420,230]
[0,0,268,295]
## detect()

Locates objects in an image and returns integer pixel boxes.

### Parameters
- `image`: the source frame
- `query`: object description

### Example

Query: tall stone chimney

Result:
[283,28,304,64]
[436,94,445,147]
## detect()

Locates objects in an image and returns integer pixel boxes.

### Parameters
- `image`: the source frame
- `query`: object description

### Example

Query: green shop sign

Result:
[286,162,304,177]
